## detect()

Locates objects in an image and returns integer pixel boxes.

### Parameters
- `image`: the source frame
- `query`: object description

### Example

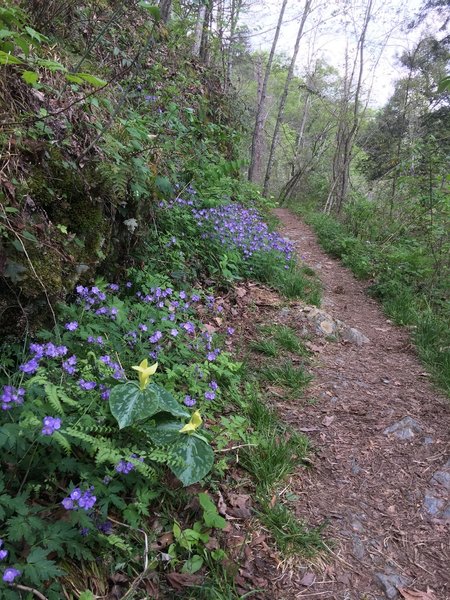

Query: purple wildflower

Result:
[1,386,25,411]
[205,391,216,401]
[181,322,195,334]
[19,357,40,374]
[183,395,196,407]
[149,331,162,343]
[2,567,21,583]
[65,321,79,331]
[78,380,97,391]
[41,416,62,436]
[0,549,8,560]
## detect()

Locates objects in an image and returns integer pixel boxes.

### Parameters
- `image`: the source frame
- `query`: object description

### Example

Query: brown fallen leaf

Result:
[299,572,315,587]
[398,588,438,600]
[322,415,335,427]
[166,572,202,590]
[236,287,247,298]
[227,493,252,519]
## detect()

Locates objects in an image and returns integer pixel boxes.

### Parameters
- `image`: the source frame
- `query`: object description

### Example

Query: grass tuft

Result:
[257,502,325,557]
[261,360,312,392]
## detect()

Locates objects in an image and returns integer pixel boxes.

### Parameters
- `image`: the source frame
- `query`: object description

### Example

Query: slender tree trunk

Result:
[248,0,288,184]
[192,4,206,57]
[262,0,313,196]
[200,1,213,63]
[225,0,242,90]
[159,0,172,24]
[325,0,373,213]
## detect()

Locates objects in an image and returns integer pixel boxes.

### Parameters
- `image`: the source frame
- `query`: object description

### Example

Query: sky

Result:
[240,0,442,107]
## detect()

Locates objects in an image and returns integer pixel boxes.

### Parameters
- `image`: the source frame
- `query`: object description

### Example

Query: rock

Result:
[351,535,366,560]
[431,470,450,490]
[383,417,422,439]
[375,572,410,599]
[423,493,444,516]
[430,459,450,490]
[441,504,450,521]
[301,306,370,344]
[342,327,370,345]
[423,436,434,445]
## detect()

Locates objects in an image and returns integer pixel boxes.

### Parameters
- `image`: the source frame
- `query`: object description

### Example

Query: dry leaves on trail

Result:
[166,572,203,590]
[398,588,438,600]
[227,493,252,518]
[299,572,316,587]
[322,415,335,427]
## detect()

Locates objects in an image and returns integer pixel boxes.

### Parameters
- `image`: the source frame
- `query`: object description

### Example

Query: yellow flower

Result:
[179,410,202,434]
[132,359,158,390]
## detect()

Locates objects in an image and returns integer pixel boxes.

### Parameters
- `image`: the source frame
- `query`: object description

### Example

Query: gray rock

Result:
[431,469,450,490]
[383,417,422,439]
[375,572,410,599]
[351,535,366,561]
[441,504,450,520]
[423,492,444,516]
[342,326,370,345]
[423,436,434,445]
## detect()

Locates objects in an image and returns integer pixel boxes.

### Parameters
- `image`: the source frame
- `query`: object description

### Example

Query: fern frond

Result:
[52,432,71,456]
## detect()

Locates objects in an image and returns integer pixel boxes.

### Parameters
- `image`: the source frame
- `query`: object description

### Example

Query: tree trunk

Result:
[248,0,288,184]
[200,1,213,63]
[325,0,373,213]
[262,0,313,197]
[159,0,172,24]
[192,4,206,57]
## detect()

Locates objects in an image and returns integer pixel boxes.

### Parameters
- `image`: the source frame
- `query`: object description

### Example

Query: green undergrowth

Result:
[294,207,449,396]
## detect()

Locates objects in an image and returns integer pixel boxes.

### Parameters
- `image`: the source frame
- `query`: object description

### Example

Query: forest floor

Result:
[230,209,450,600]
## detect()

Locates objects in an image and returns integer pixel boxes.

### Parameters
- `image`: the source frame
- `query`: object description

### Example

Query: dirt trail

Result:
[272,209,450,600]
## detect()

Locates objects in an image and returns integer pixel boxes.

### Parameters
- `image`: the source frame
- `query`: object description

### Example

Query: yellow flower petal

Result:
[179,410,202,434]
[132,360,158,389]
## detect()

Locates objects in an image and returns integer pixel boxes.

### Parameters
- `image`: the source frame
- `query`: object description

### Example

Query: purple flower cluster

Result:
[62,355,77,375]
[62,486,96,511]
[192,203,294,264]
[1,386,25,411]
[41,416,61,436]
[20,342,68,375]
[115,454,144,474]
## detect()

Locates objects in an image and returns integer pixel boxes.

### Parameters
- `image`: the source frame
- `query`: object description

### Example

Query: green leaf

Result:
[22,70,39,85]
[437,75,450,93]
[21,229,38,242]
[72,72,107,87]
[79,593,95,600]
[198,493,226,529]
[181,554,203,574]
[144,415,183,444]
[109,382,188,429]
[155,176,173,197]
[169,436,214,486]
[35,58,67,72]
[0,49,23,64]
[65,74,84,84]
[138,3,161,21]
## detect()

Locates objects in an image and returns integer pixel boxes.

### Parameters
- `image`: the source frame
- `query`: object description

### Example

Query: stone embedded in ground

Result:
[341,326,370,345]
[423,492,444,516]
[301,306,369,344]
[430,459,450,491]
[383,417,422,439]
[375,572,411,600]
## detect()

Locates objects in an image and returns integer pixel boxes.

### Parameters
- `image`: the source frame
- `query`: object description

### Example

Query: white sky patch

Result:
[240,0,442,107]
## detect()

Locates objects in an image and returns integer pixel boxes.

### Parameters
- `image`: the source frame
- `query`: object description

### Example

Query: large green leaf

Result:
[169,435,214,486]
[109,382,188,429]
[0,49,22,64]
[145,415,183,445]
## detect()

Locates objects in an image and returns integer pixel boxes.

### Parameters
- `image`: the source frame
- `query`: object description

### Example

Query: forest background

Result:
[0,0,448,597]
